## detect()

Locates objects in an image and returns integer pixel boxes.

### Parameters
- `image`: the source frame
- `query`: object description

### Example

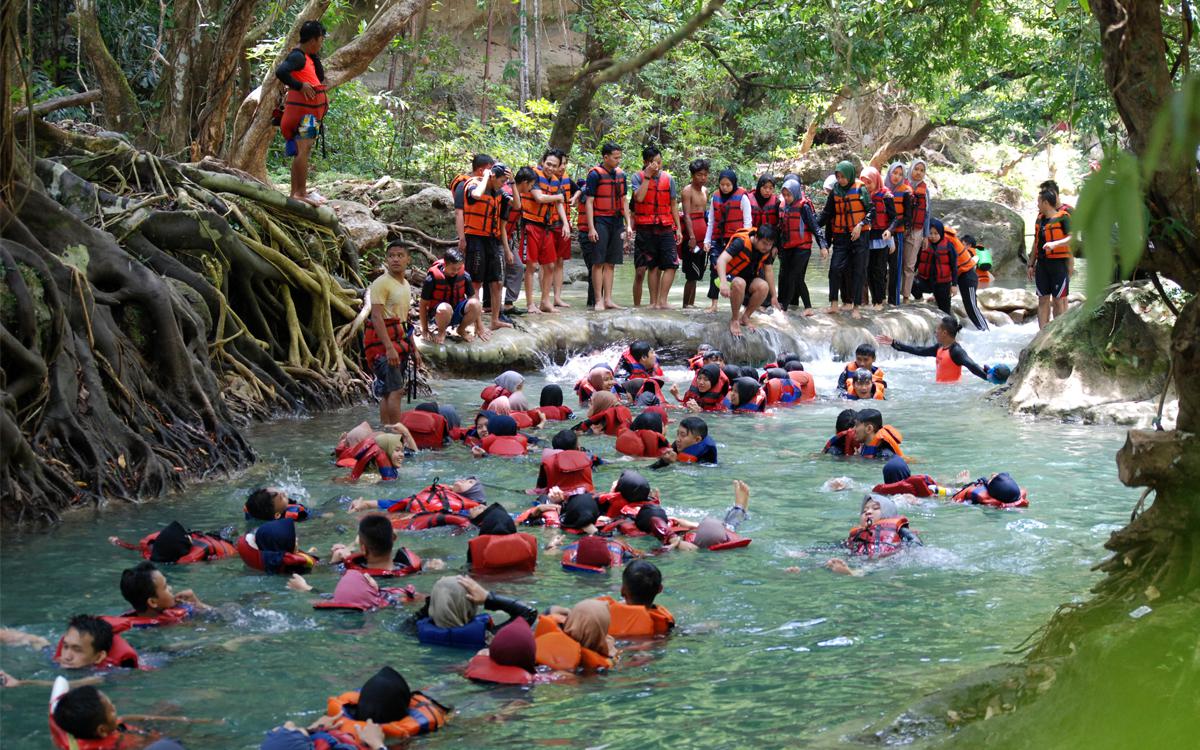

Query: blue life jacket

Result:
[680,436,718,464]
[416,613,492,649]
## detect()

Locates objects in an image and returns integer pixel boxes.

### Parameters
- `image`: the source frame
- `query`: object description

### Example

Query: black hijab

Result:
[616,469,651,503]
[540,384,564,408]
[560,492,601,530]
[149,521,193,563]
[355,666,412,723]
[472,502,516,535]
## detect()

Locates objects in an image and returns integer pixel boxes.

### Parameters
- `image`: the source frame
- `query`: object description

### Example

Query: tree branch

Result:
[14,90,102,118]
[594,0,728,84]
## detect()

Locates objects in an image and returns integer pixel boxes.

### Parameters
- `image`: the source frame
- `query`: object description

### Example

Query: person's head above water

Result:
[120,561,176,614]
[494,370,524,394]
[355,666,412,724]
[718,168,739,196]
[487,413,519,437]
[675,416,708,450]
[883,456,912,484]
[147,521,193,563]
[357,513,396,559]
[622,559,664,606]
[587,390,620,417]
[488,617,536,673]
[937,315,962,346]
[563,598,612,654]
[245,487,290,521]
[540,384,564,408]
[835,408,858,434]
[57,615,116,670]
[851,370,875,399]
[586,365,615,394]
[472,502,516,535]
[695,364,723,393]
[628,341,657,371]
[861,493,899,524]
[986,472,1022,503]
[691,517,729,548]
[486,395,513,415]
[854,343,876,370]
[853,409,885,443]
[428,577,479,629]
[615,469,651,503]
[53,685,118,741]
[630,410,664,435]
[560,492,601,531]
[551,429,579,450]
[729,377,761,408]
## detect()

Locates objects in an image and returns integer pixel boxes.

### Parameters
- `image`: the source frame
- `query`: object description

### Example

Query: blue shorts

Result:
[450,298,470,326]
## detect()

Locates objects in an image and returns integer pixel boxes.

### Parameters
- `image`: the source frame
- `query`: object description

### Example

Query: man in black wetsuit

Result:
[875,315,1002,384]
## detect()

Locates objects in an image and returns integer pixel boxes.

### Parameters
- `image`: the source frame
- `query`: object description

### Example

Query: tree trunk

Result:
[72,0,143,139]
[153,0,207,155]
[227,0,432,180]
[196,0,264,158]
[867,117,940,169]
[519,0,530,110]
[799,85,850,155]
[532,0,543,100]
[548,0,726,151]
[481,0,494,123]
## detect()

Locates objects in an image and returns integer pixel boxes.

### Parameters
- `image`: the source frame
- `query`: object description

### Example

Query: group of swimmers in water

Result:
[3,322,1027,749]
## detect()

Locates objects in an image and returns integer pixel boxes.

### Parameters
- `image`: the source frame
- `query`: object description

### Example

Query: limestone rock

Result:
[329,200,387,254]
[931,199,1025,280]
[419,305,946,373]
[377,186,457,240]
[978,287,1037,314]
[1006,281,1178,428]
[782,146,863,186]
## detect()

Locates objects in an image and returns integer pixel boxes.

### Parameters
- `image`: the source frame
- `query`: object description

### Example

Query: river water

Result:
[0,296,1137,748]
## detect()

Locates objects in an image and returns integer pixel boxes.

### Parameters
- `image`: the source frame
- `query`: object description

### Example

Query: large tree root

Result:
[0,123,393,524]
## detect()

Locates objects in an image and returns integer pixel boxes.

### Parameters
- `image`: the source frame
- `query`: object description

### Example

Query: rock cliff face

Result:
[1004,282,1180,428]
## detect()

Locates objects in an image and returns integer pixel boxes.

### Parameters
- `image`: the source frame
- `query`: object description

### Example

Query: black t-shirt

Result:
[725,237,772,281]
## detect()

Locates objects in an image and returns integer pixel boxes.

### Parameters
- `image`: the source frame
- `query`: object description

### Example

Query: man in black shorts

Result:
[630,145,681,309]
[464,164,514,334]
[585,143,633,310]
[1029,188,1073,328]
[714,225,779,337]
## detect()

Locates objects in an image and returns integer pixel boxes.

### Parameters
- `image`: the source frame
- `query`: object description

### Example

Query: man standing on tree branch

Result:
[275,20,328,206]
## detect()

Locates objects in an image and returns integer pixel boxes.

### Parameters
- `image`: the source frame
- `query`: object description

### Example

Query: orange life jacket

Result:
[342,550,422,578]
[397,409,448,450]
[423,259,469,307]
[935,346,962,383]
[522,167,564,225]
[463,179,502,238]
[392,511,471,531]
[614,428,671,458]
[891,183,911,226]
[467,532,538,573]
[952,480,1030,509]
[481,433,529,456]
[538,449,595,494]
[588,405,633,436]
[724,228,770,278]
[788,370,817,401]
[534,617,613,672]
[326,691,449,741]
[448,173,472,196]
[362,314,412,364]
[117,531,236,564]
[282,52,328,119]
[861,425,904,458]
[831,181,869,235]
[711,189,747,240]
[847,516,911,558]
[762,377,802,406]
[916,236,956,284]
[1036,210,1071,259]
[589,165,627,217]
[632,171,674,227]
[102,605,193,633]
[598,596,675,638]
[941,226,974,274]
[747,191,780,230]
[464,652,538,685]
[779,197,813,250]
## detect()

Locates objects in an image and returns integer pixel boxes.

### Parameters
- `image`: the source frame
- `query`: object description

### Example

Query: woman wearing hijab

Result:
[238,518,316,574]
[465,616,542,684]
[860,166,898,308]
[491,371,528,410]
[747,173,781,232]
[577,390,631,436]
[415,575,537,649]
[535,384,573,421]
[817,160,874,318]
[703,169,752,312]
[776,178,826,315]
[725,377,766,412]
[574,363,618,404]
[535,598,616,672]
[884,161,913,304]
[319,665,450,743]
[306,570,415,611]
[910,217,956,315]
[669,363,729,411]
[901,159,931,302]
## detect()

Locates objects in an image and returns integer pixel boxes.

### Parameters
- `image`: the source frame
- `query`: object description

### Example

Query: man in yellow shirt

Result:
[365,242,421,423]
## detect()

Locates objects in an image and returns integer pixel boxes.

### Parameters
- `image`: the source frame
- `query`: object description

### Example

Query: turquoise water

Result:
[0,314,1137,749]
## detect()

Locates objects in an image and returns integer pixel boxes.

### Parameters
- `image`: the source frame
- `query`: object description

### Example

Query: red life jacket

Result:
[589,165,627,217]
[326,691,450,741]
[762,377,801,406]
[467,532,538,573]
[117,531,237,564]
[687,353,706,371]
[681,529,752,551]
[823,428,859,455]
[464,652,539,685]
[871,189,894,231]
[723,228,770,279]
[345,436,398,481]
[711,188,747,240]
[847,517,911,558]
[747,191,780,230]
[362,316,412,365]
[599,596,675,638]
[872,475,937,497]
[595,491,658,519]
[423,259,469,307]
[588,405,633,436]
[54,633,141,671]
[779,198,813,250]
[50,697,144,750]
[236,535,317,574]
[910,181,928,229]
[788,370,817,401]
[614,429,671,458]
[561,538,637,573]
[683,369,731,410]
[388,483,480,514]
[481,433,529,457]
[102,605,193,633]
[632,171,674,227]
[514,504,561,527]
[618,349,664,379]
[392,512,471,531]
[509,411,536,430]
[538,449,594,494]
[952,480,1029,509]
[916,237,956,284]
[479,384,511,406]
[342,550,422,577]
[534,404,573,421]
[397,410,448,450]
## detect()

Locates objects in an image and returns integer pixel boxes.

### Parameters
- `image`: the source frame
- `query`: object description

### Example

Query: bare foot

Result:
[540,302,555,313]
[527,305,542,315]
[492,319,513,330]
[478,326,492,342]
[825,306,840,314]
[555,299,571,307]
[292,193,319,207]
[733,479,750,510]
[729,319,743,337]
[803,308,815,317]
[706,303,718,313]
[595,301,608,311]
[739,315,758,332]
[306,190,328,205]
[784,566,802,574]
[850,308,862,319]
[434,329,447,344]
[457,327,475,343]
[606,300,624,309]
[874,304,885,311]
[825,559,855,576]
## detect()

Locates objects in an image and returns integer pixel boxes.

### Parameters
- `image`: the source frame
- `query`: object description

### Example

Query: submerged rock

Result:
[931,199,1025,279]
[417,304,947,372]
[1006,282,1178,428]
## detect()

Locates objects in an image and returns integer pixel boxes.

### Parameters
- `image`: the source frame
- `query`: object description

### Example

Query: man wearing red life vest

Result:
[274,21,328,206]
[630,145,682,310]
[419,249,483,344]
[366,242,420,425]
[585,143,634,311]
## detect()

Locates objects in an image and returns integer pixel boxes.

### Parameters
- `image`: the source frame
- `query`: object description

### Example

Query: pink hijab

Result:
[316,570,387,611]
[859,166,883,194]
[486,395,513,415]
